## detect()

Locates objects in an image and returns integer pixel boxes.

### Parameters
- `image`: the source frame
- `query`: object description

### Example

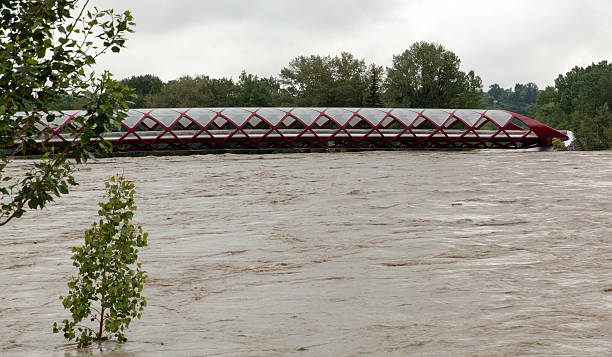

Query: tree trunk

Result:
[98,301,104,344]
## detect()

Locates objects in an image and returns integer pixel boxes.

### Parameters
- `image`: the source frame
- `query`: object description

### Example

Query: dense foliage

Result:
[118,42,483,110]
[384,42,483,108]
[120,74,163,108]
[54,175,148,347]
[484,82,539,115]
[533,61,612,150]
[280,52,368,106]
[0,0,134,225]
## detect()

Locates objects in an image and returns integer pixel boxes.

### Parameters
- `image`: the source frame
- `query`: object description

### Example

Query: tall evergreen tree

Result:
[365,64,384,107]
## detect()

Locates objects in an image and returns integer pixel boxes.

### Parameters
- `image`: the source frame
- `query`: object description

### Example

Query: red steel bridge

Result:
[21,108,569,153]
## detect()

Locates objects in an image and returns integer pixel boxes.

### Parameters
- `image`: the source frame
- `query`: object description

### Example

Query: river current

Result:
[2,150,612,356]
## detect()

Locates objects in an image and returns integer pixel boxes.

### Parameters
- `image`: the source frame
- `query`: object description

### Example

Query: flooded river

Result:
[2,150,612,356]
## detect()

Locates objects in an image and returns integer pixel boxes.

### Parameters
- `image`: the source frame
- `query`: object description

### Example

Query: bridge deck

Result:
[45,129,538,142]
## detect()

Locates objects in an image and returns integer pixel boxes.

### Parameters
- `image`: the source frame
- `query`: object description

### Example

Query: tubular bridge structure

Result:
[21,108,569,153]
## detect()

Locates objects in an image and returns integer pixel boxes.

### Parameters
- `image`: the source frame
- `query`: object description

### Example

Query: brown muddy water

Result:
[2,151,612,356]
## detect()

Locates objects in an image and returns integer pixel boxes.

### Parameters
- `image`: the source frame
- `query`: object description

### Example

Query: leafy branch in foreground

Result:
[0,0,135,226]
[54,175,148,347]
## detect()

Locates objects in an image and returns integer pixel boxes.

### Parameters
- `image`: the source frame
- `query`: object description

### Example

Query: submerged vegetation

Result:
[1,2,146,348]
[54,175,147,347]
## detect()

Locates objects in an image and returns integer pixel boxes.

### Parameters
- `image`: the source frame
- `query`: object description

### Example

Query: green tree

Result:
[555,62,612,116]
[280,54,335,106]
[575,104,612,150]
[120,74,164,108]
[49,94,90,111]
[487,83,505,103]
[279,52,368,106]
[552,137,568,151]
[365,64,384,107]
[484,82,539,115]
[329,52,367,106]
[54,175,148,347]
[533,86,570,129]
[232,71,279,107]
[534,61,612,149]
[384,41,482,108]
[146,75,235,107]
[0,0,134,226]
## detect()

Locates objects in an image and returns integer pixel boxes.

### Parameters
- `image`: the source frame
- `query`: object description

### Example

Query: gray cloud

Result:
[98,0,402,35]
[93,0,612,90]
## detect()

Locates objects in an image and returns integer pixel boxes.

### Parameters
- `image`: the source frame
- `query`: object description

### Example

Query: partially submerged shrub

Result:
[54,175,148,347]
[552,137,568,151]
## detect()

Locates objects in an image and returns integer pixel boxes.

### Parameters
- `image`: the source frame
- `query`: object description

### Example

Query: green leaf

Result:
[1,0,134,227]
[58,183,69,194]
[54,175,147,345]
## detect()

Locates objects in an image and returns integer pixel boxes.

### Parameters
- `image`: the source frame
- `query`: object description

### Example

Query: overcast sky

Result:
[92,0,612,89]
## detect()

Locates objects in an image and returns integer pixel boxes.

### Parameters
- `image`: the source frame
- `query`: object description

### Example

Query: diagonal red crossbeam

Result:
[10,108,569,154]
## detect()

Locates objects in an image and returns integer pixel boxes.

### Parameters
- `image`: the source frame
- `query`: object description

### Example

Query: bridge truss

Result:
[19,108,569,153]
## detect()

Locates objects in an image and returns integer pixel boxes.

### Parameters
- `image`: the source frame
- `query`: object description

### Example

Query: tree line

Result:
[531,61,612,150]
[113,42,484,110]
[55,41,612,150]
[479,64,612,151]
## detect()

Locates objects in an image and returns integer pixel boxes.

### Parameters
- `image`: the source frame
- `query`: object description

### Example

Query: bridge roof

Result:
[21,108,569,153]
[44,108,519,129]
